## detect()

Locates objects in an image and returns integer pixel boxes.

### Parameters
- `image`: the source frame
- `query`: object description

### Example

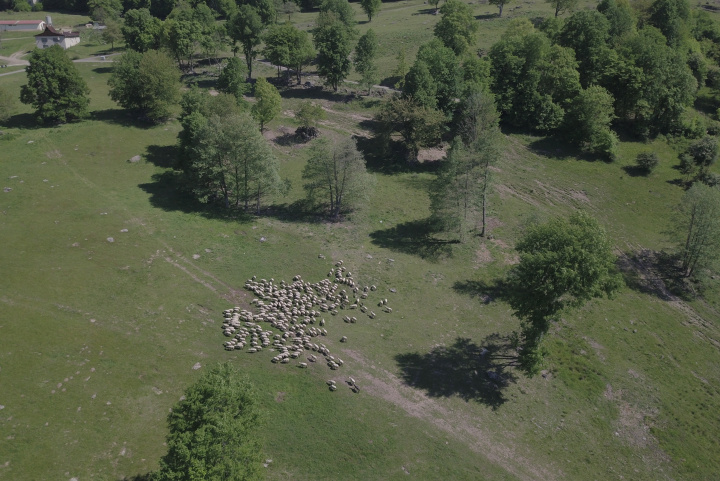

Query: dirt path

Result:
[342,349,561,481]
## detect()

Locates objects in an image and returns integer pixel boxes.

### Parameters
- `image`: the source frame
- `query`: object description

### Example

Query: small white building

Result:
[0,20,46,32]
[34,26,80,50]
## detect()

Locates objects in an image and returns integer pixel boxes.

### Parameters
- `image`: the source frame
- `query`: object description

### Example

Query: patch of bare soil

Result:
[275,391,286,402]
[417,146,446,162]
[474,244,493,268]
[45,150,62,159]
[341,349,561,481]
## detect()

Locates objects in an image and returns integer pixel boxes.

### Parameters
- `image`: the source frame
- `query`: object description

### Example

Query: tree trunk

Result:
[498,4,503,17]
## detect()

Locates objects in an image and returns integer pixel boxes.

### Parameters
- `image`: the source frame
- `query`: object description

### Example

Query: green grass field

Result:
[2,2,720,480]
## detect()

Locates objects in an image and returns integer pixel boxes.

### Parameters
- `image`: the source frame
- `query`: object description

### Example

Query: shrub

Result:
[32,2,44,11]
[635,151,659,174]
[13,0,31,11]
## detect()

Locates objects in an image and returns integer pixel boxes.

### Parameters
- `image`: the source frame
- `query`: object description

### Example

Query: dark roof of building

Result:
[35,25,79,38]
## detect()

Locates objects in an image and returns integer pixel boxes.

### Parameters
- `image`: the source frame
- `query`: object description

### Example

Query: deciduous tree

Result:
[251,77,282,131]
[673,183,720,278]
[434,0,478,55]
[101,19,122,51]
[314,15,353,91]
[375,96,446,162]
[154,363,264,481]
[546,0,578,17]
[191,112,282,211]
[217,57,250,101]
[122,8,162,52]
[20,46,90,124]
[360,0,381,22]
[353,28,379,94]
[507,212,623,374]
[320,0,355,29]
[489,0,512,17]
[228,5,265,79]
[302,137,374,220]
[562,85,618,160]
[263,22,315,83]
[108,49,180,122]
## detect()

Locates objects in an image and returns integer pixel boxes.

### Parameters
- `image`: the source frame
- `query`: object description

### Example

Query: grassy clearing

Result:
[2,3,720,480]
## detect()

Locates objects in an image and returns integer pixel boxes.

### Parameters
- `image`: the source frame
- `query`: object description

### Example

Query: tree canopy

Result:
[217,57,251,101]
[154,363,264,481]
[302,137,374,219]
[228,5,266,79]
[108,49,181,122]
[507,212,623,374]
[20,46,90,124]
[314,15,354,91]
[251,77,282,131]
[673,183,720,279]
[433,0,478,56]
[360,0,381,22]
[354,29,380,93]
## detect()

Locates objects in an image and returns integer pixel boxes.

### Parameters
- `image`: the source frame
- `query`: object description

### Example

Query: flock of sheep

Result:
[221,260,393,391]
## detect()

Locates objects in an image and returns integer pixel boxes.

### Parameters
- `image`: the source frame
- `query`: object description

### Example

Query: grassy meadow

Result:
[2,1,720,480]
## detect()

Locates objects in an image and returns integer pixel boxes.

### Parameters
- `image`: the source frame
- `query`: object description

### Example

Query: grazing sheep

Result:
[340,336,347,343]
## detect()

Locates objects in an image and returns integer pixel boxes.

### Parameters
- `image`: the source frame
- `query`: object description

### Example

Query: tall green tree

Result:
[431,90,501,240]
[302,137,374,220]
[489,20,581,131]
[263,22,315,83]
[251,77,282,131]
[165,17,203,70]
[433,0,478,56]
[319,0,355,29]
[122,8,162,52]
[673,183,720,278]
[101,19,122,51]
[314,15,353,91]
[489,0,512,17]
[562,85,618,160]
[558,10,611,88]
[403,60,438,110]
[154,363,264,481]
[597,0,636,43]
[415,38,463,116]
[360,0,381,22]
[228,5,265,79]
[507,212,623,374]
[191,112,281,211]
[353,28,379,94]
[649,0,691,46]
[217,57,251,101]
[20,46,90,124]
[108,50,181,122]
[546,0,578,17]
[375,96,446,162]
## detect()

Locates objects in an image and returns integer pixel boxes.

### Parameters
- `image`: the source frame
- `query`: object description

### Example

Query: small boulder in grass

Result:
[128,155,142,163]
[107,237,114,243]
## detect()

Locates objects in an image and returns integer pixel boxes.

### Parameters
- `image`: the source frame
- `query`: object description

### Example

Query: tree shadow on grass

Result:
[621,165,650,177]
[145,144,177,169]
[395,335,518,409]
[616,249,695,301]
[138,170,253,223]
[264,198,327,224]
[2,112,41,130]
[452,278,509,305]
[475,13,498,20]
[118,473,154,481]
[354,135,442,175]
[92,66,113,75]
[90,108,153,128]
[369,218,458,261]
[527,135,605,163]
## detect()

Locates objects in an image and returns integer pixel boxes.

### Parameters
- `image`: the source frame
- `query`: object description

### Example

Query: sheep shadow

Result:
[369,219,458,261]
[395,335,518,409]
